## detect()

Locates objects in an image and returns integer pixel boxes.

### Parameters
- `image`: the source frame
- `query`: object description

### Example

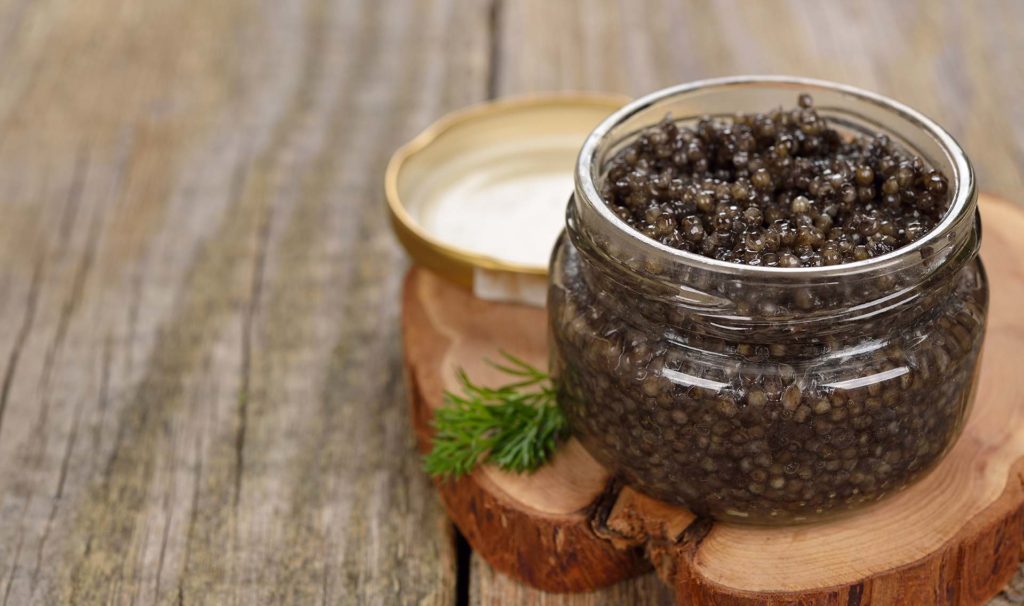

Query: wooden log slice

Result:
[402,267,650,592]
[401,195,1024,604]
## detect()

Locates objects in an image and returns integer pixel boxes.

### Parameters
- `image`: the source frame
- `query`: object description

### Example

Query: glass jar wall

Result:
[548,77,987,524]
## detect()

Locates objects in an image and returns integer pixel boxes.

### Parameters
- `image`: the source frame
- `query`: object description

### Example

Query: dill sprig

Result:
[424,352,568,479]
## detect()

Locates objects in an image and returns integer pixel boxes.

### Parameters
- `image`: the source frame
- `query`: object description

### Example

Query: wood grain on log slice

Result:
[403,195,1024,605]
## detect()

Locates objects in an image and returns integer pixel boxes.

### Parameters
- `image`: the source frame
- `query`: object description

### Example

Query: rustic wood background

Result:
[0,0,1020,604]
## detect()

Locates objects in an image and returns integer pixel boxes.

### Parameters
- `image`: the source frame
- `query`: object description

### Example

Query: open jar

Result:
[549,77,987,524]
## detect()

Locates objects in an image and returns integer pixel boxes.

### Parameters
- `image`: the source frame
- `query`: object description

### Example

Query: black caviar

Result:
[600,94,950,267]
[549,91,987,524]
[550,245,986,522]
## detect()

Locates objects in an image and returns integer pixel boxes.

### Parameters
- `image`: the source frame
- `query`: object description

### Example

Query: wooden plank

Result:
[0,0,490,603]
[470,554,674,606]
[478,0,1024,602]
[0,0,1020,604]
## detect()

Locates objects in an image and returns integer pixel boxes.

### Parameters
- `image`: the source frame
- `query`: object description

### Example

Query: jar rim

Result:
[574,75,976,278]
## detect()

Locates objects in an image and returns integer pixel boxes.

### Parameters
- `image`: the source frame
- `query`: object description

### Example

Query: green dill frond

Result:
[423,352,567,479]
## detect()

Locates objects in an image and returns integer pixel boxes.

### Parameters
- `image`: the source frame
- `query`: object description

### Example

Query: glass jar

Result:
[548,77,987,525]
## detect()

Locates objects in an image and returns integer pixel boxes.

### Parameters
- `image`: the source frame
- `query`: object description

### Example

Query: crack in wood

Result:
[678,517,712,552]
[486,0,503,99]
[56,146,90,255]
[0,254,44,446]
[153,485,174,603]
[124,261,145,378]
[0,500,28,606]
[28,384,89,597]
[845,580,865,606]
[176,438,204,606]
[587,476,630,544]
[38,147,94,396]
[90,336,113,463]
[233,168,268,511]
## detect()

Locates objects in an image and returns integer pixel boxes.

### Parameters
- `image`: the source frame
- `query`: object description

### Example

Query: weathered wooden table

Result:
[0,1,1021,604]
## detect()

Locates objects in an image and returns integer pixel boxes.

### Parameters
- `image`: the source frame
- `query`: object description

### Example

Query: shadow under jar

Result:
[549,77,988,525]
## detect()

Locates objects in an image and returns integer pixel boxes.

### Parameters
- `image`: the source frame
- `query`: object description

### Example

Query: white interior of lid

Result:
[396,102,618,270]
[415,138,574,266]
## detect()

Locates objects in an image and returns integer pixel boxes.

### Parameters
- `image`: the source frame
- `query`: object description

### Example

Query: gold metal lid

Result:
[385,93,627,305]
